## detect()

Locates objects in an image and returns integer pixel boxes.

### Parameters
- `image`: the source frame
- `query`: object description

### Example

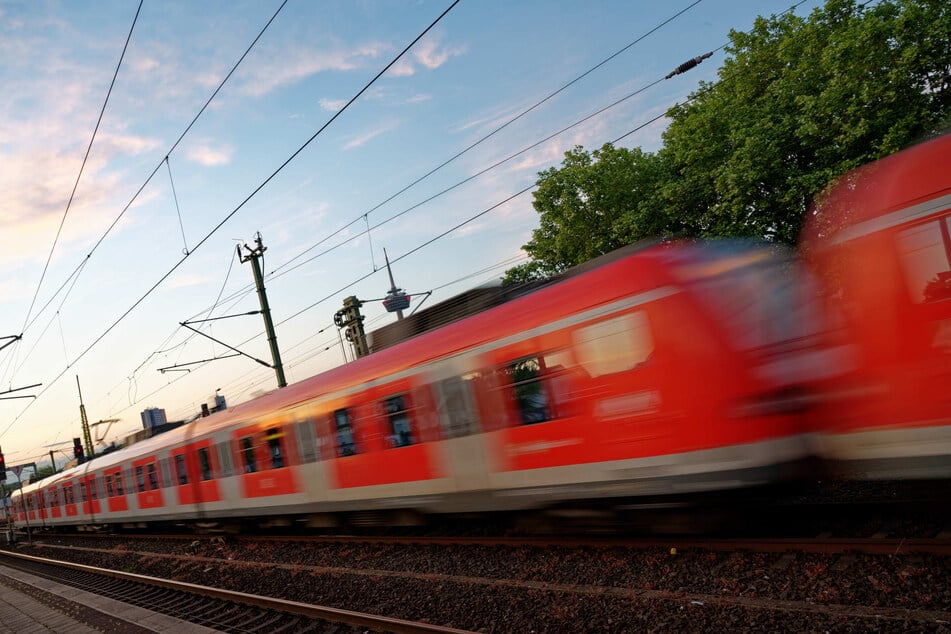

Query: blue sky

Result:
[0,0,823,468]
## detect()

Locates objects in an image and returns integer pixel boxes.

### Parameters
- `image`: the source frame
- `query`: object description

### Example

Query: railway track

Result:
[0,548,471,633]
[6,530,951,632]
[29,530,951,555]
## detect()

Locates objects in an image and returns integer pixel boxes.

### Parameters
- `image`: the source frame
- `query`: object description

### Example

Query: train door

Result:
[570,309,673,460]
[172,440,223,507]
[36,490,47,526]
[132,458,165,510]
[431,358,490,492]
[63,481,78,518]
[483,336,598,472]
[80,473,102,520]
[327,379,444,490]
[893,212,951,425]
[234,425,302,498]
[103,467,129,513]
[48,486,61,519]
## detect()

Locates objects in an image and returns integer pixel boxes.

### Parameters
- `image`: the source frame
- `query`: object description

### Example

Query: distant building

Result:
[201,393,228,417]
[140,407,167,430]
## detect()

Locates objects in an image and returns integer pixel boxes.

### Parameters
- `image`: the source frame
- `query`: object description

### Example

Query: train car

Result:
[12,239,828,531]
[801,131,951,479]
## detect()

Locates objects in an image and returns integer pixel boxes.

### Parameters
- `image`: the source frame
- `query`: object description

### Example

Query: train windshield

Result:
[674,242,823,351]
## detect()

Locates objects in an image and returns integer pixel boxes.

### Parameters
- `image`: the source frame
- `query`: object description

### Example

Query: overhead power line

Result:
[7,0,291,397]
[0,0,461,440]
[18,0,291,339]
[165,0,710,323]
[21,0,144,334]
[82,0,718,409]
[17,0,814,453]
[269,0,706,279]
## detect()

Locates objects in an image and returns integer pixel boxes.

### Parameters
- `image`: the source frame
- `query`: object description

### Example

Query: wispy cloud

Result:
[184,142,234,167]
[239,43,387,98]
[453,100,532,134]
[385,38,465,78]
[319,97,348,112]
[388,59,415,77]
[0,146,122,270]
[404,93,432,105]
[97,131,162,156]
[342,122,398,150]
[414,38,463,69]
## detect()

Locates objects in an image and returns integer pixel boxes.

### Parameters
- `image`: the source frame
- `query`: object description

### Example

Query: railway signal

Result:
[73,438,85,464]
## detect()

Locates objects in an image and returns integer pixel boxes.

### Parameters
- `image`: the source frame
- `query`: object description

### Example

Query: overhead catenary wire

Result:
[165,157,190,255]
[107,253,523,420]
[17,0,292,340]
[0,0,462,440]
[20,0,145,335]
[268,0,707,279]
[171,0,711,319]
[3,0,295,435]
[72,2,737,424]
[14,0,819,457]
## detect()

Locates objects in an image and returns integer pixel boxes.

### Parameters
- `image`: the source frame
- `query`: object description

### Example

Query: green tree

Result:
[506,0,951,283]
[502,143,665,284]
[658,0,951,244]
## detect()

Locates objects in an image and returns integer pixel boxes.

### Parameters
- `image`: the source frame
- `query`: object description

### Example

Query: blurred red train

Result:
[11,132,947,532]
[9,239,828,531]
[801,131,951,479]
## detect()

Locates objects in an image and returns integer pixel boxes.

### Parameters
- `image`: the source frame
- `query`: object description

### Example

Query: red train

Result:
[9,239,827,531]
[801,131,951,479]
[11,132,947,531]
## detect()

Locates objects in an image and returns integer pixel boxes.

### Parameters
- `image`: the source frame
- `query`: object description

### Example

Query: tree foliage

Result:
[506,0,951,280]
[502,143,665,284]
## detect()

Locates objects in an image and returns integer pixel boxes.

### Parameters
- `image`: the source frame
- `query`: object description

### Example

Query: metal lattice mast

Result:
[76,376,93,459]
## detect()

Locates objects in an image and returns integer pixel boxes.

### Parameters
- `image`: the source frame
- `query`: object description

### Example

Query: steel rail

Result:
[0,549,473,634]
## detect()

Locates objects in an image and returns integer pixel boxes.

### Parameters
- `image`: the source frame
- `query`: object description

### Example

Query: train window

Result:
[506,357,551,425]
[198,447,214,480]
[147,463,160,490]
[88,478,98,501]
[435,375,478,438]
[105,475,114,498]
[136,466,146,493]
[115,472,124,496]
[175,454,189,485]
[266,429,285,469]
[80,482,88,503]
[382,395,415,448]
[295,418,321,463]
[241,437,258,473]
[334,408,357,457]
[897,217,951,303]
[575,312,653,378]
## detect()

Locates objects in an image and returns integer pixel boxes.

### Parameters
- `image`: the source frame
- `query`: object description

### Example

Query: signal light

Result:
[73,438,85,464]
[0,451,6,482]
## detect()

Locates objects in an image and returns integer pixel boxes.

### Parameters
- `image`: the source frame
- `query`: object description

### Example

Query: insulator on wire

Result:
[666,51,713,79]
